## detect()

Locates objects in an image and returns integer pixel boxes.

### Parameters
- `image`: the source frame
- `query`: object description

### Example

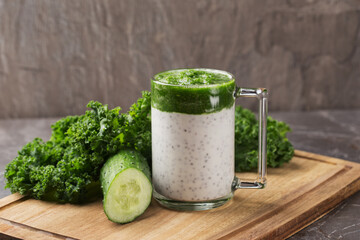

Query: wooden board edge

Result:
[0,194,26,209]
[294,150,360,167]
[0,233,21,240]
[277,178,360,240]
[0,218,76,240]
[263,169,360,240]
[283,203,340,239]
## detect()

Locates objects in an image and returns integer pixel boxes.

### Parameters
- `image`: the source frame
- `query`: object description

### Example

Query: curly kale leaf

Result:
[235,106,294,172]
[5,92,151,203]
[121,91,152,165]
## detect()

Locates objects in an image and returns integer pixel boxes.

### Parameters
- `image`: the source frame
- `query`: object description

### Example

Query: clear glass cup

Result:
[151,68,268,211]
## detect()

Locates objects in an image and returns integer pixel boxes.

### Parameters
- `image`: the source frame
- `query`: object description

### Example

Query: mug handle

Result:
[233,87,268,189]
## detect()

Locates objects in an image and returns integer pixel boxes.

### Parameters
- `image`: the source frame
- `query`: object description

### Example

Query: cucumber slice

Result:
[100,150,152,223]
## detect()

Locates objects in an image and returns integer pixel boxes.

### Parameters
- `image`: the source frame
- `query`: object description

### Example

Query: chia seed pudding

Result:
[152,106,235,201]
[151,68,236,202]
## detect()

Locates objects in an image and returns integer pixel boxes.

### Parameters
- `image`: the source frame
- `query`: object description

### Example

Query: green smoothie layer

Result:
[154,69,231,85]
[151,69,235,114]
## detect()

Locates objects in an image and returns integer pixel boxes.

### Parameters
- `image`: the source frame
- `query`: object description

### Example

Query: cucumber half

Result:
[100,150,152,224]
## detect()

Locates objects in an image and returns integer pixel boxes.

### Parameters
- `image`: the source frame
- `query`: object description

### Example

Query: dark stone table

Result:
[0,110,359,239]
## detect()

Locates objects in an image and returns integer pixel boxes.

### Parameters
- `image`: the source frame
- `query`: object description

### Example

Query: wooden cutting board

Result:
[0,150,359,240]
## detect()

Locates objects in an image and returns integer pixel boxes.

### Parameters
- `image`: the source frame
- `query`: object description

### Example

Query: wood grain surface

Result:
[0,150,359,240]
[0,1,360,118]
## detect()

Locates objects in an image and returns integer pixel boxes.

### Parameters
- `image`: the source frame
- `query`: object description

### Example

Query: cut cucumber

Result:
[100,149,152,223]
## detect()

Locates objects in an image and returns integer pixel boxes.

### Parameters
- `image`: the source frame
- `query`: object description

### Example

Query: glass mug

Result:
[151,68,268,211]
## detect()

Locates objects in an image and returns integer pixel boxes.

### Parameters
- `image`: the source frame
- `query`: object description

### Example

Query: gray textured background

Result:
[0,0,359,118]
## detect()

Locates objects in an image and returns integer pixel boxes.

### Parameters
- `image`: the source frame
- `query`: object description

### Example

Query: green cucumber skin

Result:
[100,149,152,224]
[100,149,151,196]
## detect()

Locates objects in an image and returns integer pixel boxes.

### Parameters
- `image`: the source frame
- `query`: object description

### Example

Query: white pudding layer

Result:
[152,106,235,201]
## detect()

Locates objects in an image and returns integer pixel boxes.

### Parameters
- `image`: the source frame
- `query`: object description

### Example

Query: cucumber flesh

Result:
[104,168,152,223]
[100,150,152,224]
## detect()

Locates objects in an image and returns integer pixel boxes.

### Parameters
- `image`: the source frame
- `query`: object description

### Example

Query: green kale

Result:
[121,91,152,165]
[5,91,293,203]
[5,92,151,203]
[235,106,294,172]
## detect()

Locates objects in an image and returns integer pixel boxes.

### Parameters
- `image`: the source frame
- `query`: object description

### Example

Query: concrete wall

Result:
[0,0,359,118]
